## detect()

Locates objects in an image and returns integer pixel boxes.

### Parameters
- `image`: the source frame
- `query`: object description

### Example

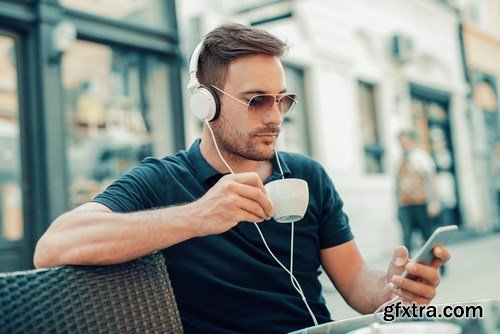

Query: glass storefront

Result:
[0,35,23,242]
[59,0,170,30]
[0,0,181,271]
[62,40,176,208]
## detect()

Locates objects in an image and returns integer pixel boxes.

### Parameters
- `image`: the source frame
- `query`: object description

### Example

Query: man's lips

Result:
[256,134,277,144]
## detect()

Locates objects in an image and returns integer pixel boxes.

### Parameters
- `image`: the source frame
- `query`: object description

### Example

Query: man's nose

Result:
[261,100,282,125]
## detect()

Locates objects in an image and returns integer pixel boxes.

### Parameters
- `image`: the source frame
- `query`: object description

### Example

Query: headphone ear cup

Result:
[190,87,219,121]
[206,86,221,122]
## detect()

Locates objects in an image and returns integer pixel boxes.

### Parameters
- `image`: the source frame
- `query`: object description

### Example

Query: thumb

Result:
[387,245,409,279]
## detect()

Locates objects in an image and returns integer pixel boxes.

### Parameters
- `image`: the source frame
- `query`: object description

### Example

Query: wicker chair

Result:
[0,252,183,333]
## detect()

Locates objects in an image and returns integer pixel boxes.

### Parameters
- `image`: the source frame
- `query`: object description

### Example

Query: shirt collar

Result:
[186,138,291,185]
[187,139,222,185]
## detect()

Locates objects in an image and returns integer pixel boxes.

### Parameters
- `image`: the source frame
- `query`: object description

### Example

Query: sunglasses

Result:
[211,85,297,118]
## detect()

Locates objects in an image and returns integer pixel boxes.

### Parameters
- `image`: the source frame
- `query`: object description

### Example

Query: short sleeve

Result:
[92,157,166,213]
[318,166,354,249]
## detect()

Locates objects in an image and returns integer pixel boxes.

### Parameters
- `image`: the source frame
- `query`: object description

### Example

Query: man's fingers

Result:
[428,257,444,270]
[236,197,269,221]
[234,183,274,217]
[391,275,436,301]
[426,246,451,270]
[388,283,431,305]
[240,208,266,223]
[230,173,266,193]
[391,246,409,267]
[433,246,451,263]
[404,262,440,286]
[387,246,410,280]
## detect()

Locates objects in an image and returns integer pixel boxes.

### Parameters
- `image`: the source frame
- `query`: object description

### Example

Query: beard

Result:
[211,115,280,161]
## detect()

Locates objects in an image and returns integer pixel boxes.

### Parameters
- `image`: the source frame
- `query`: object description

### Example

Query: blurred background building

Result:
[0,0,498,272]
[458,0,500,237]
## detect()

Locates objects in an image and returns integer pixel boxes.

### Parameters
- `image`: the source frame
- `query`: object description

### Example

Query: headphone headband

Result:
[187,41,204,92]
[187,40,220,122]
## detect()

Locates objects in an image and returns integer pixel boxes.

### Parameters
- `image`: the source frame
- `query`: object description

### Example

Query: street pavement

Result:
[319,232,500,320]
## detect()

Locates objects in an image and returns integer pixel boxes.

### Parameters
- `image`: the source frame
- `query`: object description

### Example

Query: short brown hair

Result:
[197,23,288,89]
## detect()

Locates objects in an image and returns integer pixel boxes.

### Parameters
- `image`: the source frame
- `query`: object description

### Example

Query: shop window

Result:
[358,81,385,173]
[59,0,170,30]
[0,35,23,241]
[62,40,175,208]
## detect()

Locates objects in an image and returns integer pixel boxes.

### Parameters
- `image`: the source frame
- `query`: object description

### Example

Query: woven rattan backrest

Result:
[0,252,183,333]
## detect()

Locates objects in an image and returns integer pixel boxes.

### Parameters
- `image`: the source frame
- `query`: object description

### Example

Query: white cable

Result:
[205,120,234,174]
[275,148,285,180]
[204,120,318,326]
[290,222,317,324]
[290,221,298,291]
[288,222,305,294]
[253,222,319,326]
[273,139,302,293]
[252,224,302,293]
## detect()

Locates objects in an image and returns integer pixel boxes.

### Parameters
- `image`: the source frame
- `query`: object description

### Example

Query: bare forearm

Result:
[35,172,274,268]
[34,203,199,268]
[347,266,392,314]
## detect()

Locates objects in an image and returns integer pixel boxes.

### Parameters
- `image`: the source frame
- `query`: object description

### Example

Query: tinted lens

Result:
[279,94,297,117]
[248,94,297,117]
[248,95,275,112]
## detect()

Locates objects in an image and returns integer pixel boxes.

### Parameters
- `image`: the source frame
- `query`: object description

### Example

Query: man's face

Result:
[211,55,286,161]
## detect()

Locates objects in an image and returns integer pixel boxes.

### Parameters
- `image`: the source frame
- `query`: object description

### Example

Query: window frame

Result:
[281,63,313,156]
[357,80,385,174]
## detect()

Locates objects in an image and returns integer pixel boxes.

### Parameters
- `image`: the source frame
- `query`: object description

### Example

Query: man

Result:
[396,131,441,251]
[34,24,450,333]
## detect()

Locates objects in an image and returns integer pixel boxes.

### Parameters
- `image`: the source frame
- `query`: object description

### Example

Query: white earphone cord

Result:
[205,120,318,326]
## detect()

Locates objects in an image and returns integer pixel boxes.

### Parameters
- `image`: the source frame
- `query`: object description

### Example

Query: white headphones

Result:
[187,41,221,122]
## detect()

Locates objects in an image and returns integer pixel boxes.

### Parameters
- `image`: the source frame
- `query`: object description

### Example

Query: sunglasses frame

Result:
[211,85,297,118]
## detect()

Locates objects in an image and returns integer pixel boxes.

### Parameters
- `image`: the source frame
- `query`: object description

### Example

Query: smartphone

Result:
[401,225,458,278]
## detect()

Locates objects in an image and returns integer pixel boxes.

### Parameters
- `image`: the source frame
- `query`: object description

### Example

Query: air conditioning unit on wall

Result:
[390,33,414,64]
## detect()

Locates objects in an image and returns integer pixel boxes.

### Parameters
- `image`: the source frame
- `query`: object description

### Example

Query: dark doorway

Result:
[410,84,462,228]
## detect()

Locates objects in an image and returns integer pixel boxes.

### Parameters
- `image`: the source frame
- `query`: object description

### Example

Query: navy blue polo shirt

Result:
[93,139,354,334]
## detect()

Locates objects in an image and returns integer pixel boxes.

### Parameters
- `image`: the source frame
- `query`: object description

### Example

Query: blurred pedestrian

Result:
[396,130,440,252]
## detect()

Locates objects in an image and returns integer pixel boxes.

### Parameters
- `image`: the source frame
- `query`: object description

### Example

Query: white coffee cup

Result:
[264,178,309,223]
